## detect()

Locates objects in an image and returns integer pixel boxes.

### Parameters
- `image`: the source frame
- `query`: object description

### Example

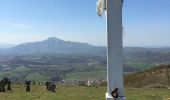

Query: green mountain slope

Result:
[125,65,170,88]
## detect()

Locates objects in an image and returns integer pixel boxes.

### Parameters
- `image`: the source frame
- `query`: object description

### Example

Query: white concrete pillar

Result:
[106,0,125,100]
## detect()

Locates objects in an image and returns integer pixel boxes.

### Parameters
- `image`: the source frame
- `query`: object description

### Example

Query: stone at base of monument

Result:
[106,93,126,100]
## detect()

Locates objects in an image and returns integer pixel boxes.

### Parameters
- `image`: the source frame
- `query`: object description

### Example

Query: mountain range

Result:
[0,43,15,48]
[1,37,170,81]
[1,37,170,61]
[0,37,106,56]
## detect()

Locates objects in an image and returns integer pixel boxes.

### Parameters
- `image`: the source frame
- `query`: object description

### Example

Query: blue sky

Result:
[0,0,169,47]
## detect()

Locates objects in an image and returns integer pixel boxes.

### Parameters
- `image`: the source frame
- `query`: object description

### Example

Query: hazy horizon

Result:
[0,37,170,48]
[0,0,170,47]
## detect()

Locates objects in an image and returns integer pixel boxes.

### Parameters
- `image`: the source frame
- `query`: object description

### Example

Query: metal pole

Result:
[106,0,125,100]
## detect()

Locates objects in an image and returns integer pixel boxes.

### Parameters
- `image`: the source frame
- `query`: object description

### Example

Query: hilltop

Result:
[1,85,170,100]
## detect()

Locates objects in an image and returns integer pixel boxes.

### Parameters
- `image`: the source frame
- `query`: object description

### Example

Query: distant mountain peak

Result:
[45,37,64,43]
[0,37,106,55]
[47,37,63,41]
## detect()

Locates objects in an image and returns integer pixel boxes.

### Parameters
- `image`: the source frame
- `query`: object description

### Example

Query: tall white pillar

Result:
[106,0,125,100]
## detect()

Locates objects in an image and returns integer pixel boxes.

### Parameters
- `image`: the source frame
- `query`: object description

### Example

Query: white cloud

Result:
[14,24,31,28]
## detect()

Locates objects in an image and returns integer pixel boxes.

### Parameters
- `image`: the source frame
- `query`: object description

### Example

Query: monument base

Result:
[106,93,113,100]
[106,93,126,100]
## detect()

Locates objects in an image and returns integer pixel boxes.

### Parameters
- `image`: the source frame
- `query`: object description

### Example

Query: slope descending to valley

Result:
[125,65,170,88]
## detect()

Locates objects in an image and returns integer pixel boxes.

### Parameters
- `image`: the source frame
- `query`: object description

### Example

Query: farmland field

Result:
[1,84,170,100]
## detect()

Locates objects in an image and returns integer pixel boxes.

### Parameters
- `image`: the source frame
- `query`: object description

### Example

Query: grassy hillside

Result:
[64,71,106,80]
[0,66,51,81]
[1,85,170,100]
[125,65,170,88]
[126,62,154,70]
[0,66,31,80]
[25,73,51,81]
[126,88,170,100]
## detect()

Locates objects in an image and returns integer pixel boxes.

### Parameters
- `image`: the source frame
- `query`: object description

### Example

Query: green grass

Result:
[2,85,106,100]
[126,88,170,100]
[64,71,106,80]
[0,66,31,79]
[13,66,31,72]
[25,73,51,81]
[0,67,50,81]
[127,62,154,70]
[1,85,170,100]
